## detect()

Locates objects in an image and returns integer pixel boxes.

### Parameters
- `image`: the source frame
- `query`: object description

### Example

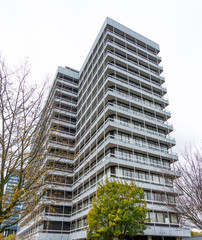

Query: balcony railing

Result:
[76,101,173,147]
[57,77,79,86]
[112,118,174,140]
[77,117,174,153]
[76,134,177,170]
[78,43,165,106]
[106,29,161,58]
[74,151,173,178]
[77,78,169,130]
[111,88,170,114]
[106,43,162,76]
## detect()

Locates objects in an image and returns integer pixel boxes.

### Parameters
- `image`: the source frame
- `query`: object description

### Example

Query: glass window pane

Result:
[147,191,151,200]
[168,195,175,203]
[153,175,159,183]
[149,212,156,222]
[170,214,178,224]
[157,213,164,223]
[165,214,169,223]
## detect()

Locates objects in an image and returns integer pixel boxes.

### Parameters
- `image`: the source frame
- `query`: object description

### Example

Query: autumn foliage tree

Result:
[87,178,149,240]
[0,55,50,232]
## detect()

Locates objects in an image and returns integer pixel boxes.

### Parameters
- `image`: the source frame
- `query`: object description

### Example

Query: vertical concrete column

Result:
[148,236,152,240]
[176,237,181,240]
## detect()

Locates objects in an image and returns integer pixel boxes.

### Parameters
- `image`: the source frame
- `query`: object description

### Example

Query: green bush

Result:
[5,234,16,240]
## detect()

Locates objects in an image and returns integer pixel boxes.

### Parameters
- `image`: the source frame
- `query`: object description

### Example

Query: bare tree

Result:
[174,146,202,230]
[0,54,50,232]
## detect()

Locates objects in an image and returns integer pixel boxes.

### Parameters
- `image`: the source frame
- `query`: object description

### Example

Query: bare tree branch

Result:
[0,54,51,232]
[172,145,202,230]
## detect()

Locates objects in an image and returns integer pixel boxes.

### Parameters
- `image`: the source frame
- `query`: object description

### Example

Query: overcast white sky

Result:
[1,0,202,156]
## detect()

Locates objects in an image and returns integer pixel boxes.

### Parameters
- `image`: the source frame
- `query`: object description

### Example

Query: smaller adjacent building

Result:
[182,237,202,240]
[3,173,20,237]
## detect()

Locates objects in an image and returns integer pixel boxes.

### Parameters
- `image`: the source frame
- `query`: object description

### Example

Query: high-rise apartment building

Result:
[17,18,190,240]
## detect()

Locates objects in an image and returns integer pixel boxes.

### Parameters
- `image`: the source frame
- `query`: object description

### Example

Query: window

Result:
[50,205,63,214]
[145,172,150,180]
[168,195,175,203]
[139,172,146,180]
[165,214,169,223]
[149,212,156,222]
[154,193,162,202]
[78,203,82,210]
[77,219,82,228]
[84,182,89,190]
[64,206,71,214]
[83,218,87,226]
[83,199,88,207]
[63,222,70,231]
[121,167,134,178]
[157,212,164,223]
[49,221,62,230]
[146,191,151,200]
[165,177,173,185]
[72,222,76,229]
[153,175,160,183]
[98,172,104,181]
[170,214,178,224]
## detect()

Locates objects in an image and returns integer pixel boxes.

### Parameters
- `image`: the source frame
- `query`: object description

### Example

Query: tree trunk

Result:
[119,234,125,240]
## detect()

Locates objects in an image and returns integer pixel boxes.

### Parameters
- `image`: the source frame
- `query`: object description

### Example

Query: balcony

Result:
[77,117,175,158]
[77,81,170,134]
[52,107,77,118]
[78,49,166,107]
[106,47,164,79]
[76,100,173,145]
[109,88,171,116]
[48,141,74,152]
[106,29,161,60]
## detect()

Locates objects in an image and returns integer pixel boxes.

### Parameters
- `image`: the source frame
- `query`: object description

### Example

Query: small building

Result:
[3,173,20,237]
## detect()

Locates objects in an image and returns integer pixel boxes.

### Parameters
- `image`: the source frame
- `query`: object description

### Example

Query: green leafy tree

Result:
[87,178,149,240]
